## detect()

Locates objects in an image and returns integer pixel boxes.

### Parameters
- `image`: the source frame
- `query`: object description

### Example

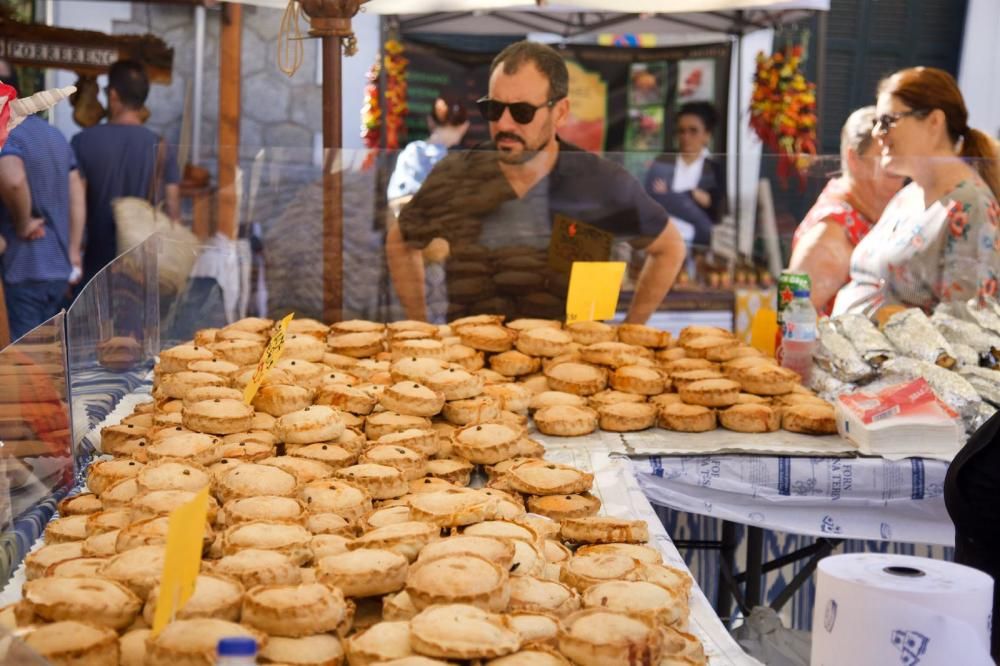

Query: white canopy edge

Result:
[363,0,828,15]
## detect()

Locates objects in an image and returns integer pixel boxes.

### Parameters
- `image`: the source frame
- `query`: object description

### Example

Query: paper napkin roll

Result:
[811,553,994,666]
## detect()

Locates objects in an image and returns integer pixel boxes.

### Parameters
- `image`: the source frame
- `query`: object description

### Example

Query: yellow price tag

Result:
[565,261,627,323]
[151,486,210,636]
[243,313,295,404]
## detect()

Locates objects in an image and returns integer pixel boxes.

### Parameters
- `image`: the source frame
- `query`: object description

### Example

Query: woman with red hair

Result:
[832,67,1000,317]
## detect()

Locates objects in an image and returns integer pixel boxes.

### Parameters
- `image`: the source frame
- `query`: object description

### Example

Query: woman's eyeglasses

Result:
[476,97,561,124]
[872,109,928,134]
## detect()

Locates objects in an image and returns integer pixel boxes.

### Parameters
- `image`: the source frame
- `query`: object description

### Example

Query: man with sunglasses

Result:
[388,40,686,324]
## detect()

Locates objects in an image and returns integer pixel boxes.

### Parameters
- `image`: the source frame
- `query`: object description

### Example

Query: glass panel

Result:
[0,312,72,585]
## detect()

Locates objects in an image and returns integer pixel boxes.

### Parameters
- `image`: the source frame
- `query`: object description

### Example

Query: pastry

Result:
[529,391,588,411]
[579,342,650,368]
[222,520,312,565]
[382,590,419,621]
[159,370,229,400]
[317,547,408,597]
[259,455,334,483]
[681,335,739,360]
[145,618,265,666]
[219,436,276,461]
[226,317,274,334]
[721,355,778,378]
[506,460,593,495]
[670,369,725,391]
[543,362,607,396]
[181,398,254,435]
[588,389,647,409]
[677,325,732,344]
[45,556,108,578]
[516,327,573,358]
[490,350,542,377]
[782,403,837,434]
[22,621,119,665]
[345,620,414,663]
[609,365,667,395]
[120,628,151,666]
[182,384,243,404]
[735,364,800,395]
[365,411,432,441]
[719,403,781,433]
[328,332,384,358]
[361,505,412,532]
[116,515,209,552]
[282,333,326,362]
[442,395,501,426]
[678,378,741,407]
[558,609,662,666]
[276,406,344,445]
[444,344,485,371]
[391,338,447,361]
[380,381,446,417]
[560,550,642,591]
[215,462,298,503]
[409,604,521,660]
[160,343,215,374]
[274,359,326,384]
[576,543,663,565]
[582,580,684,629]
[57,493,102,516]
[210,548,303,588]
[451,423,521,465]
[660,358,718,375]
[349,520,438,562]
[253,384,315,417]
[221,495,308,526]
[457,324,517,353]
[375,428,439,458]
[506,612,562,647]
[533,405,599,437]
[508,576,581,617]
[242,582,347,637]
[360,445,427,481]
[147,432,224,466]
[82,529,120,557]
[648,393,684,410]
[287,442,358,471]
[733,392,772,405]
[526,493,601,521]
[304,512,354,536]
[658,403,716,433]
[299,479,372,522]
[407,488,497,527]
[131,489,220,523]
[559,516,649,544]
[311,534,352,561]
[98,545,166,598]
[390,357,449,384]
[22,576,142,629]
[330,319,385,336]
[97,477,140,508]
[425,368,484,401]
[617,324,671,349]
[101,422,149,454]
[566,321,617,345]
[142,573,244,625]
[598,402,658,432]
[86,459,145,496]
[406,554,510,611]
[336,463,408,500]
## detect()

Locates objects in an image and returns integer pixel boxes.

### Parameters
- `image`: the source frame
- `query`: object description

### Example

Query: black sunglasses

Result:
[476,96,562,124]
[872,109,928,134]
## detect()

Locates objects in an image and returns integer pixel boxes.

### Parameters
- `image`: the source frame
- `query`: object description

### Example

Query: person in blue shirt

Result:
[0,63,84,341]
[71,60,180,287]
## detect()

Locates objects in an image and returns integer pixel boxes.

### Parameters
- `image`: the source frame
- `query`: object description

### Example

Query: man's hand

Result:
[19,217,46,240]
[652,178,669,195]
[68,247,83,285]
[692,187,711,209]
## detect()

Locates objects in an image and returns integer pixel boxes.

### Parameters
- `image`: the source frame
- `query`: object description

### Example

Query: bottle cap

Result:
[218,637,257,657]
[793,289,810,298]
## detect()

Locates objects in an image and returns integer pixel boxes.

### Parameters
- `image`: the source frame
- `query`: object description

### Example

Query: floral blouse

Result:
[832,178,1000,316]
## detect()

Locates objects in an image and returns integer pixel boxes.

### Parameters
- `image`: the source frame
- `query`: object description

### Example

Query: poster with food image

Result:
[625,106,665,152]
[677,59,715,103]
[557,59,608,153]
[629,63,666,106]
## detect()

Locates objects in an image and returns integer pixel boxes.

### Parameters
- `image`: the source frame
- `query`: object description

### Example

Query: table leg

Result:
[745,525,764,608]
[717,520,739,620]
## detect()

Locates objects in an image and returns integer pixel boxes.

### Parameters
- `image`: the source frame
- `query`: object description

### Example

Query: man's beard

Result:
[494,131,552,165]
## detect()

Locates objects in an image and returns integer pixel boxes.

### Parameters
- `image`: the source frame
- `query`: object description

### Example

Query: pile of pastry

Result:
[4,318,707,665]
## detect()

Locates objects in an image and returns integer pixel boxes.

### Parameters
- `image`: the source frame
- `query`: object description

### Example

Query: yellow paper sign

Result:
[243,313,295,404]
[151,486,210,636]
[565,261,627,323]
[750,307,778,356]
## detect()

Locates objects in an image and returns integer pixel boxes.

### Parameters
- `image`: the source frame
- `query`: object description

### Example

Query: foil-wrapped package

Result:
[880,357,981,425]
[814,318,874,383]
[883,308,957,368]
[930,310,1000,358]
[957,298,1000,337]
[833,313,895,366]
[808,364,856,400]
[969,401,997,434]
[958,366,1000,406]
[952,343,981,368]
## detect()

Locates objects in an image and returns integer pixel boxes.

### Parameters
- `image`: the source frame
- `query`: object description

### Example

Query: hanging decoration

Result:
[749,42,817,189]
[361,38,408,150]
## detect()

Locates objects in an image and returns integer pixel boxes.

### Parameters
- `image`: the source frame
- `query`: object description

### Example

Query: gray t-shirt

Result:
[477,178,552,250]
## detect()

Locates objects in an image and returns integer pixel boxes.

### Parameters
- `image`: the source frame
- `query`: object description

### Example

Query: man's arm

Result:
[164,183,181,222]
[626,221,686,324]
[385,216,428,321]
[68,170,85,281]
[0,155,44,239]
[787,220,853,311]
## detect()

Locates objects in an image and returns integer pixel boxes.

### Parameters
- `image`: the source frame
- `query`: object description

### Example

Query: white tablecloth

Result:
[632,455,953,546]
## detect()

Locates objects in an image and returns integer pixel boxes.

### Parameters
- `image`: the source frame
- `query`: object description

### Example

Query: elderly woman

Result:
[832,67,1000,317]
[787,106,904,314]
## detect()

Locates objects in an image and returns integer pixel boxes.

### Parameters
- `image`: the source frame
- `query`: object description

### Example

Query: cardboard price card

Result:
[565,261,627,323]
[151,486,210,636]
[243,313,295,404]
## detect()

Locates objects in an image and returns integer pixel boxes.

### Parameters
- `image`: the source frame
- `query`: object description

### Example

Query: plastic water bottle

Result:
[216,637,257,666]
[779,289,817,383]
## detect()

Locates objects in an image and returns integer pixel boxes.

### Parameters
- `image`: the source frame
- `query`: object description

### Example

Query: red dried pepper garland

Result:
[361,39,408,150]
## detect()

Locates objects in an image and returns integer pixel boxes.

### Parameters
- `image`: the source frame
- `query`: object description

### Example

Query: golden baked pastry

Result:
[515,327,573,358]
[505,612,561,647]
[449,423,519,465]
[145,618,265,666]
[276,406,344,445]
[457,324,517,353]
[85,459,144,497]
[533,405,599,437]
[259,455,334,484]
[82,529,120,557]
[382,590,419,621]
[489,350,542,377]
[45,556,108,579]
[115,515,209,553]
[543,362,607,396]
[101,422,149,454]
[98,545,166,598]
[336,463,408,500]
[391,338,447,362]
[349,520,438,562]
[242,582,347,637]
[526,493,601,521]
[253,384,315,417]
[57,493,103,516]
[721,354,778,378]
[635,562,693,601]
[215,462,298,503]
[160,343,215,373]
[679,378,741,407]
[327,331,384,358]
[609,365,667,395]
[508,576,581,617]
[580,341,651,368]
[406,553,510,611]
[424,367,485,401]
[131,489,220,523]
[379,382,446,417]
[505,460,593,496]
[442,395,501,426]
[287,442,357,472]
[218,437,276,462]
[529,391,589,412]
[282,333,326,362]
[330,319,385,336]
[735,364,800,396]
[146,432,224,467]
[719,403,781,433]
[583,580,683,629]
[365,411,432,441]
[84,508,131,536]
[658,403,717,433]
[782,403,837,434]
[97,477,139,508]
[304,512,354,536]
[420,458,471,486]
[589,389,647,410]
[182,384,243,404]
[142,573,243,625]
[299,479,373,522]
[210,548,303,588]
[598,402,658,432]
[660,358,718,375]
[407,488,497,527]
[389,357,449,385]
[342,620,413,663]
[560,516,649,544]
[159,370,229,400]
[566,321,617,345]
[670,369,725,391]
[221,495,308,526]
[681,335,739,360]
[180,398,253,435]
[677,325,732,344]
[120,627,151,666]
[22,576,141,630]
[444,343,485,372]
[257,632,346,666]
[774,392,828,407]
[409,604,521,660]
[617,324,671,349]
[559,609,662,666]
[733,392,772,405]
[317,547,408,597]
[373,428,438,458]
[22,621,119,665]
[417,535,515,571]
[222,520,312,565]
[361,505,413,532]
[576,543,662,565]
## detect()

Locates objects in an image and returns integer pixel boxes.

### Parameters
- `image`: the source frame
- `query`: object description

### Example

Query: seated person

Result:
[644,101,725,247]
[386,40,686,324]
[788,106,904,314]
[832,67,1000,317]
